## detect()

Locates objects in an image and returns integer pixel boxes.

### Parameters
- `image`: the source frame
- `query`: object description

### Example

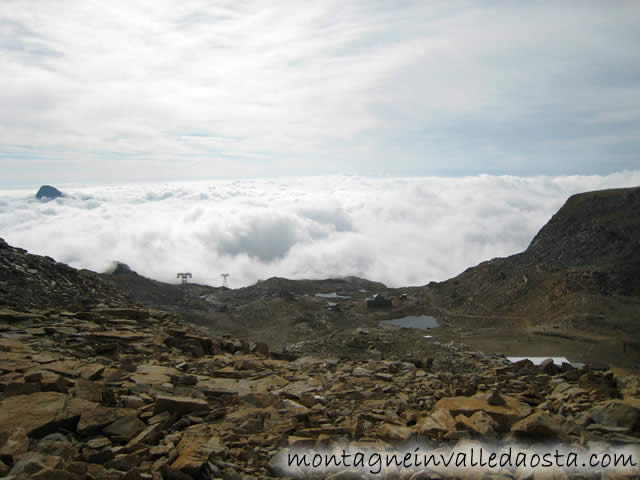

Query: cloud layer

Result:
[2,173,639,288]
[1,1,640,183]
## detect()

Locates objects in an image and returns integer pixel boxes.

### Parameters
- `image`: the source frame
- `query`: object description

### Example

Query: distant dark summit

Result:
[35,185,63,201]
[110,262,134,275]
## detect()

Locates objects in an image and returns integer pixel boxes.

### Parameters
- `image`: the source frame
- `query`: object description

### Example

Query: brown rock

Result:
[83,446,115,464]
[587,400,640,432]
[78,364,106,381]
[66,461,88,476]
[154,395,209,416]
[35,433,77,461]
[73,378,105,402]
[4,380,41,396]
[172,425,226,475]
[31,353,62,364]
[125,423,163,450]
[171,374,198,386]
[149,444,172,457]
[77,407,137,436]
[0,427,30,458]
[0,392,81,437]
[41,372,74,393]
[377,423,414,443]
[161,465,193,480]
[487,390,505,406]
[433,392,532,431]
[130,364,179,385]
[32,468,79,479]
[455,411,498,435]
[121,395,146,409]
[0,310,42,322]
[95,307,149,320]
[92,331,149,341]
[86,437,111,449]
[511,411,568,439]
[105,453,141,471]
[44,360,80,377]
[0,357,35,372]
[416,408,456,436]
[9,452,62,476]
[103,414,146,441]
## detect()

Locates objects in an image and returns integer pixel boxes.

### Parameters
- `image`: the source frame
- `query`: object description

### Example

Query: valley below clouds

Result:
[2,172,639,288]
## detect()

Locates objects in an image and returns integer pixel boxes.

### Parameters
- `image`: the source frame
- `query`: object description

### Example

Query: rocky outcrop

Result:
[35,185,63,201]
[0,238,129,310]
[427,186,640,333]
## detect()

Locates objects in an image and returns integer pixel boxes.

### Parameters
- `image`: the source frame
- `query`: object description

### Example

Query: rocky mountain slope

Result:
[426,187,640,335]
[1,301,640,479]
[0,238,129,310]
[101,267,388,350]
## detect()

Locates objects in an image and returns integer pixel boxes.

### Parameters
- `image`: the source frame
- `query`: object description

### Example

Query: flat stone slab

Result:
[0,392,90,436]
[197,375,288,397]
[154,395,209,415]
[130,364,180,385]
[433,392,532,431]
[43,360,80,377]
[77,406,137,435]
[172,425,225,473]
[92,330,149,341]
[0,311,43,322]
[0,338,33,352]
[30,353,63,364]
[278,379,321,400]
[0,355,36,373]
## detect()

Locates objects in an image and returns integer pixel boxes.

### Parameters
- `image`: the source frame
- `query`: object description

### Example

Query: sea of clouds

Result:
[1,173,639,289]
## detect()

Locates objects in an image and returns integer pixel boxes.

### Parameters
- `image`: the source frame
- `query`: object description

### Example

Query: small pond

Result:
[315,292,351,299]
[380,315,439,330]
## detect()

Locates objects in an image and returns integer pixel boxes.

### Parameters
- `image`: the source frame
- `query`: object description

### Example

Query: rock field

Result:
[1,305,639,479]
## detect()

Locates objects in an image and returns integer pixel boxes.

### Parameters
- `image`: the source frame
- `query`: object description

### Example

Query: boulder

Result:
[76,407,136,436]
[455,411,498,436]
[432,392,532,432]
[0,392,83,437]
[510,411,568,439]
[586,400,640,432]
[102,415,146,441]
[416,408,456,436]
[171,425,226,475]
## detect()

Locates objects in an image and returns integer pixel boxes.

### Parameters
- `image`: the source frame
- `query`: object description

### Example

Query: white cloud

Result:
[1,173,639,288]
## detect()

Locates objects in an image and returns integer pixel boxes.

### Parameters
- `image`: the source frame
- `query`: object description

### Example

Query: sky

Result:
[1,1,639,184]
[1,173,639,288]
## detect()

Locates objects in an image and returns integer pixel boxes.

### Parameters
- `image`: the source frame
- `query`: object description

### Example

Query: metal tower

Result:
[177,272,192,301]
[221,273,230,288]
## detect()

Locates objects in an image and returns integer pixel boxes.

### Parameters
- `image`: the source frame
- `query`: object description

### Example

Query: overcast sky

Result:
[1,1,639,185]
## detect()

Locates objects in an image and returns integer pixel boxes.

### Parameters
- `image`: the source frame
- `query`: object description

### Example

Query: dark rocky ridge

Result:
[426,187,640,335]
[0,238,129,310]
